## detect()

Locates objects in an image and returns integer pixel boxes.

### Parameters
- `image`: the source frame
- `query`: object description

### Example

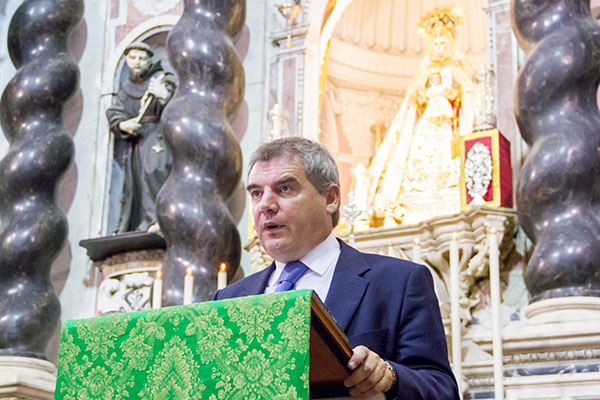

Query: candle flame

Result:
[490,226,496,234]
[414,237,420,245]
[156,270,162,280]
[452,232,458,240]
[219,263,227,272]
[186,267,193,276]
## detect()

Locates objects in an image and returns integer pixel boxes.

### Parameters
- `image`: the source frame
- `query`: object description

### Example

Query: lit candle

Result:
[488,226,504,400]
[217,263,227,290]
[413,237,422,263]
[183,267,194,305]
[152,270,162,309]
[449,232,462,395]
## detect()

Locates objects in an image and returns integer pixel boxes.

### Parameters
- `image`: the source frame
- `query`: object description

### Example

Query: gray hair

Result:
[248,137,340,226]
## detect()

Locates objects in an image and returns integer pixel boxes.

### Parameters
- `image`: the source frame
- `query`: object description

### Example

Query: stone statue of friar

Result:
[106,42,176,233]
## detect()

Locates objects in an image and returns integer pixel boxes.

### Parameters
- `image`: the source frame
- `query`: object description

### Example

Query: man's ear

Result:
[325,184,341,215]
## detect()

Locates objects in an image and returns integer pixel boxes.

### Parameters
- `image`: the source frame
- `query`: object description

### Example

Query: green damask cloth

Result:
[56,290,312,400]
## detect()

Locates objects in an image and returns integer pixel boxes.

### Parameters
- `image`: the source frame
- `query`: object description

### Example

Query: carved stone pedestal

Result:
[80,232,165,315]
[95,249,164,314]
[468,297,600,400]
[503,298,600,400]
[0,356,55,399]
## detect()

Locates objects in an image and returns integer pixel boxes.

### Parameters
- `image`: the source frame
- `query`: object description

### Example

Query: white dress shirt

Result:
[264,232,340,302]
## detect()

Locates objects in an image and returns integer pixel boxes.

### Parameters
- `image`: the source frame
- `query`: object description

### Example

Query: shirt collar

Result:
[274,232,340,276]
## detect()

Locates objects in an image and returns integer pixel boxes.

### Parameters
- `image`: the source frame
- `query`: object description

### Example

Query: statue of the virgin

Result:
[360,7,474,226]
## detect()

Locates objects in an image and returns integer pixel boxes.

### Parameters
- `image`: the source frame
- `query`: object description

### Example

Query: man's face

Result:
[247,156,339,263]
[126,49,151,76]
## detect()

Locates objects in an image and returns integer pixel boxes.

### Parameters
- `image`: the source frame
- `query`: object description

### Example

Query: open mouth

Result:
[264,223,283,231]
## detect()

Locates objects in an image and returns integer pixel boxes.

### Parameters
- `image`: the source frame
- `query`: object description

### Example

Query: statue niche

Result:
[106,40,176,233]
[356,7,474,227]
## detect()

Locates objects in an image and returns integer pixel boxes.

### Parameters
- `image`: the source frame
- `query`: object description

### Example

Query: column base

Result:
[501,297,600,400]
[0,356,55,400]
[524,296,600,324]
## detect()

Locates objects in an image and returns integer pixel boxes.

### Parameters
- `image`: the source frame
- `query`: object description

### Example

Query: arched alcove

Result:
[106,27,177,232]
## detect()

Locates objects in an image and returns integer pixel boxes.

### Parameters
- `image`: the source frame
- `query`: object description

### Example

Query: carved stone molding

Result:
[100,249,165,278]
[341,207,518,326]
[504,372,600,400]
[96,249,164,315]
[467,376,494,390]
[0,356,56,399]
[504,349,600,366]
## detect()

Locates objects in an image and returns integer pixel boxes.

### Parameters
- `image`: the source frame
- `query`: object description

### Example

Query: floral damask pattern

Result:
[56,290,312,399]
[226,294,286,343]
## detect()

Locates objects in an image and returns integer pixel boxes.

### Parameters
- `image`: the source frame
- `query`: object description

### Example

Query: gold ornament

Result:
[418,6,464,38]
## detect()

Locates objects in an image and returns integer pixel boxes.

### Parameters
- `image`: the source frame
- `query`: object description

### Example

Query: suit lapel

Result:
[236,263,275,297]
[324,240,370,332]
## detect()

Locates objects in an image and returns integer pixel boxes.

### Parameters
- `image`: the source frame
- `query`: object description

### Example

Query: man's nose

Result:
[258,190,278,214]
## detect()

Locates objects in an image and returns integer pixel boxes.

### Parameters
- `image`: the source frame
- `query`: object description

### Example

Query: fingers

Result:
[344,346,395,398]
[347,345,369,371]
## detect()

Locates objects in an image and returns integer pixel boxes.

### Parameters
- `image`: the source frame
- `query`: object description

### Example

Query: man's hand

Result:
[119,118,141,135]
[344,345,396,398]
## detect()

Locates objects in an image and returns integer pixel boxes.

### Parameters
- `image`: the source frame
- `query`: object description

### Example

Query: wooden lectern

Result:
[56,290,351,399]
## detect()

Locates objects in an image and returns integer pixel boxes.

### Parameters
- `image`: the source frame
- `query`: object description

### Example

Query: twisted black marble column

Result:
[513,0,600,302]
[157,0,245,304]
[0,0,83,358]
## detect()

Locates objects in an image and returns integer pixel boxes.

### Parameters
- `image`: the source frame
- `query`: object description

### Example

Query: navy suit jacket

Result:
[215,239,459,400]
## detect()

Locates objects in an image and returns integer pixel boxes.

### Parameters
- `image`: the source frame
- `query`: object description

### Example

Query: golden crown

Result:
[418,6,464,38]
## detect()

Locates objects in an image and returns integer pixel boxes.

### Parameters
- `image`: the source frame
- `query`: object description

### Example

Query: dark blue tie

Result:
[275,261,309,292]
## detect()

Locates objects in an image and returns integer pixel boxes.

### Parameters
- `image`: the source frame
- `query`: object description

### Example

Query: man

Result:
[106,42,175,233]
[216,137,459,400]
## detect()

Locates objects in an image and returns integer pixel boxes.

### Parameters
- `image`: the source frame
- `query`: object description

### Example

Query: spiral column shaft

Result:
[512,0,600,302]
[157,0,245,303]
[0,0,83,358]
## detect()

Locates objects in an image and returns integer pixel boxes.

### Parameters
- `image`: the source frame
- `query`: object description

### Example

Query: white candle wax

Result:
[183,267,194,305]
[449,232,462,397]
[488,227,504,400]
[413,237,422,264]
[217,263,227,290]
[152,271,162,309]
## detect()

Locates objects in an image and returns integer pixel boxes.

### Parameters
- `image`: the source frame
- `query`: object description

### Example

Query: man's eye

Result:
[250,191,261,198]
[281,185,290,193]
